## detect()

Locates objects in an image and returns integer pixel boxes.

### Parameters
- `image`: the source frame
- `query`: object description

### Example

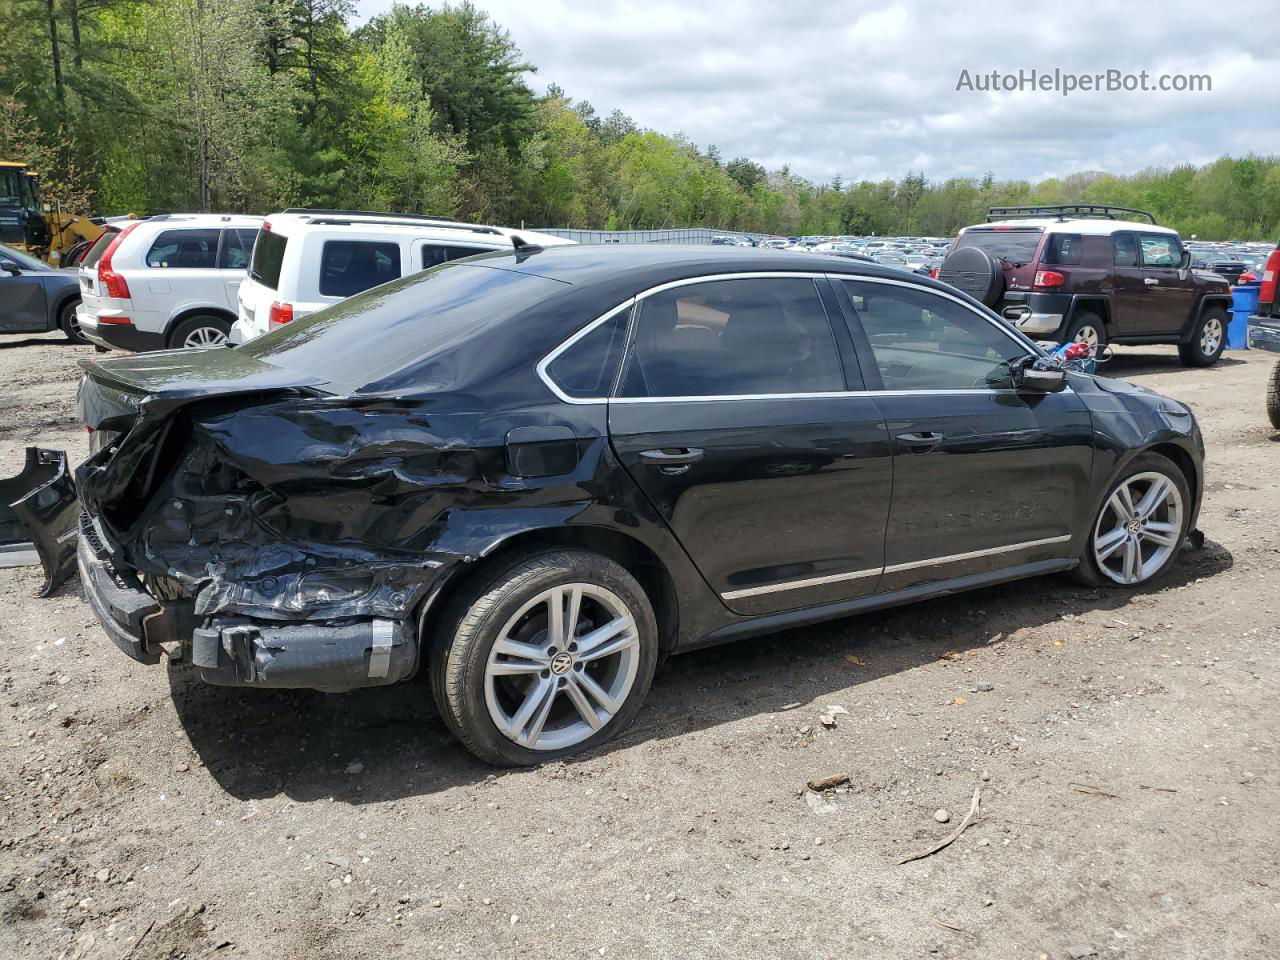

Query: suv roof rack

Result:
[280,207,503,236]
[985,204,1157,225]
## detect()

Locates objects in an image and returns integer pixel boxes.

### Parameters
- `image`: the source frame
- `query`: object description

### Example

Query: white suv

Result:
[76,213,264,350]
[231,210,574,344]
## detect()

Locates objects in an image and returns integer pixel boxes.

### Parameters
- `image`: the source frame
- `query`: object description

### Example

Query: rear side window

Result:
[320,240,402,297]
[146,229,220,268]
[954,228,1043,265]
[544,308,630,399]
[1041,233,1083,265]
[219,228,258,270]
[421,244,490,269]
[249,229,288,290]
[617,277,845,398]
[1113,232,1139,267]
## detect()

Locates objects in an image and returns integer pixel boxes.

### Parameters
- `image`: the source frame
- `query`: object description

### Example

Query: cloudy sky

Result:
[355,0,1278,185]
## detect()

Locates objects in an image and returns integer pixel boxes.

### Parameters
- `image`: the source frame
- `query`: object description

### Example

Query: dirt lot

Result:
[0,332,1277,960]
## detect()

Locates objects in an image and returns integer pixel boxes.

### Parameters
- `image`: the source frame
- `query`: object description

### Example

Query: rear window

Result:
[249,228,288,290]
[1041,233,1083,265]
[955,228,1043,266]
[319,240,401,297]
[238,262,564,391]
[81,227,119,268]
[146,229,220,268]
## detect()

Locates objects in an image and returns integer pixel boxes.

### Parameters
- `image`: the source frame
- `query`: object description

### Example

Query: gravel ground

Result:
[1,332,1277,960]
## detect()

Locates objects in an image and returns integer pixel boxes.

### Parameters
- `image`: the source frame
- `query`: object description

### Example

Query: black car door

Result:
[607,274,893,616]
[832,277,1094,594]
[0,255,49,331]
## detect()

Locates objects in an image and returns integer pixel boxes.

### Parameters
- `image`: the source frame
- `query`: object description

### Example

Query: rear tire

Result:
[168,314,231,349]
[58,299,88,345]
[1071,452,1190,588]
[1178,307,1228,367]
[1267,360,1280,430]
[429,548,659,767]
[1065,310,1107,351]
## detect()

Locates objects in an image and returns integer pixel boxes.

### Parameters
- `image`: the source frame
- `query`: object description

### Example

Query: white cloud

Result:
[355,0,1280,184]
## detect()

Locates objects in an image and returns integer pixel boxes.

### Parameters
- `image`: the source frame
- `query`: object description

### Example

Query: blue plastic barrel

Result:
[1229,282,1261,349]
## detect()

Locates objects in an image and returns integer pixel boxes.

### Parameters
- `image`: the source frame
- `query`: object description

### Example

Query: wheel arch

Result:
[1067,296,1111,333]
[49,289,81,331]
[1180,294,1231,344]
[1144,441,1200,514]
[419,524,682,661]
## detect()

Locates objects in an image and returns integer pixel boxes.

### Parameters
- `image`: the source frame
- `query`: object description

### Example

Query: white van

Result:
[77,213,265,350]
[231,210,574,344]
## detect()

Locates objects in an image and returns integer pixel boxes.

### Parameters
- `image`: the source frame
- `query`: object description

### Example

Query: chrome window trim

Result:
[535,269,1049,405]
[719,534,1072,601]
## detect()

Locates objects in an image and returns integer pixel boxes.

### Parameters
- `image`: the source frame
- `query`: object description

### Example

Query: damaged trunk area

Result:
[72,353,491,691]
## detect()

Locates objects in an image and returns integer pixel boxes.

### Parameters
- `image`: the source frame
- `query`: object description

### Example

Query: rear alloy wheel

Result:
[1066,311,1106,352]
[1178,308,1228,367]
[1073,453,1190,588]
[169,314,231,349]
[431,549,659,766]
[59,299,88,345]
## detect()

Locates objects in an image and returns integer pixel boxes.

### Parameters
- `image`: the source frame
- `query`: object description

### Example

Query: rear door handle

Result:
[895,431,944,453]
[639,447,704,468]
[1144,277,1160,286]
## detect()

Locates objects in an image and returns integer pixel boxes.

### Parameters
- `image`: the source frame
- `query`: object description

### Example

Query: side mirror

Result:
[1012,357,1068,393]
[1179,250,1192,269]
[0,261,20,276]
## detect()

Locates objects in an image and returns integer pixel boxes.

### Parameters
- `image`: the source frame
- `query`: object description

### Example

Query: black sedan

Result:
[42,245,1203,765]
[0,242,88,343]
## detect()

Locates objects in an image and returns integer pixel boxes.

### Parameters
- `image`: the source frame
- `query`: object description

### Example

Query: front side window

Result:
[421,244,490,269]
[841,280,1028,390]
[319,240,402,297]
[145,229,220,268]
[1139,233,1181,268]
[617,277,845,398]
[544,308,630,399]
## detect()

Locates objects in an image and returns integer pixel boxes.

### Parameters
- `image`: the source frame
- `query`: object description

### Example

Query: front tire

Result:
[58,299,88,345]
[1178,308,1228,367]
[430,549,659,766]
[1072,452,1190,588]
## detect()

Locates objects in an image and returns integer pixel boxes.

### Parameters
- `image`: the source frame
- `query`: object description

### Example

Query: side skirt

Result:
[681,557,1078,652]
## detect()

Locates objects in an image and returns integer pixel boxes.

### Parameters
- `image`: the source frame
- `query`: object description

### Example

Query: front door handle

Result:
[1144,277,1160,286]
[639,447,704,470]
[895,431,944,453]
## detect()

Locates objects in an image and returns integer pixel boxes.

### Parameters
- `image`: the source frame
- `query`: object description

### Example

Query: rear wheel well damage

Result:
[416,526,681,667]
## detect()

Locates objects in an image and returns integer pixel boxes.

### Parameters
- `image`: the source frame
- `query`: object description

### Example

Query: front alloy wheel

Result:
[1092,472,1184,584]
[431,549,658,766]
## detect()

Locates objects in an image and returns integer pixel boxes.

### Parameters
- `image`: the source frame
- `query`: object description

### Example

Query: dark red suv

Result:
[938,205,1233,367]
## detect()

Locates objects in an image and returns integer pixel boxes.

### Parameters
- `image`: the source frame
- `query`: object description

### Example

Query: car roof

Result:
[133,214,264,230]
[971,218,1178,237]
[260,210,570,248]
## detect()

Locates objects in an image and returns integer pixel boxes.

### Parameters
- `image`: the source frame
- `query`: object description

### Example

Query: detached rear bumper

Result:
[0,448,79,595]
[77,514,420,690]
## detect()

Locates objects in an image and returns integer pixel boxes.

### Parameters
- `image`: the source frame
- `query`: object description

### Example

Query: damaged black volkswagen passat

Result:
[46,244,1204,766]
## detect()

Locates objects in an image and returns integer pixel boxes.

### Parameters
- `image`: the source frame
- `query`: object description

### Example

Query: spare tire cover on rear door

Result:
[938,246,1005,307]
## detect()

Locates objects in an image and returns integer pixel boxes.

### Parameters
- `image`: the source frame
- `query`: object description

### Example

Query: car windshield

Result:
[237,260,566,392]
[0,170,22,207]
[955,228,1043,264]
[0,243,48,270]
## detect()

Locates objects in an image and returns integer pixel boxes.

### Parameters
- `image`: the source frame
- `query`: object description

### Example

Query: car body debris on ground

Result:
[0,332,1277,960]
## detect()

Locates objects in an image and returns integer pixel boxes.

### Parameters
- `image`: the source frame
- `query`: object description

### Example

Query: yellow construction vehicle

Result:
[0,160,115,266]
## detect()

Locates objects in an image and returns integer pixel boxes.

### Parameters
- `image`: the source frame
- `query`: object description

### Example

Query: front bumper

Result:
[77,514,420,690]
[1247,314,1280,354]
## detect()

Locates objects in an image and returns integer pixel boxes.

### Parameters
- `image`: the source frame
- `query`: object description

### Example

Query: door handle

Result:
[1144,277,1160,286]
[639,448,704,469]
[895,431,944,453]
